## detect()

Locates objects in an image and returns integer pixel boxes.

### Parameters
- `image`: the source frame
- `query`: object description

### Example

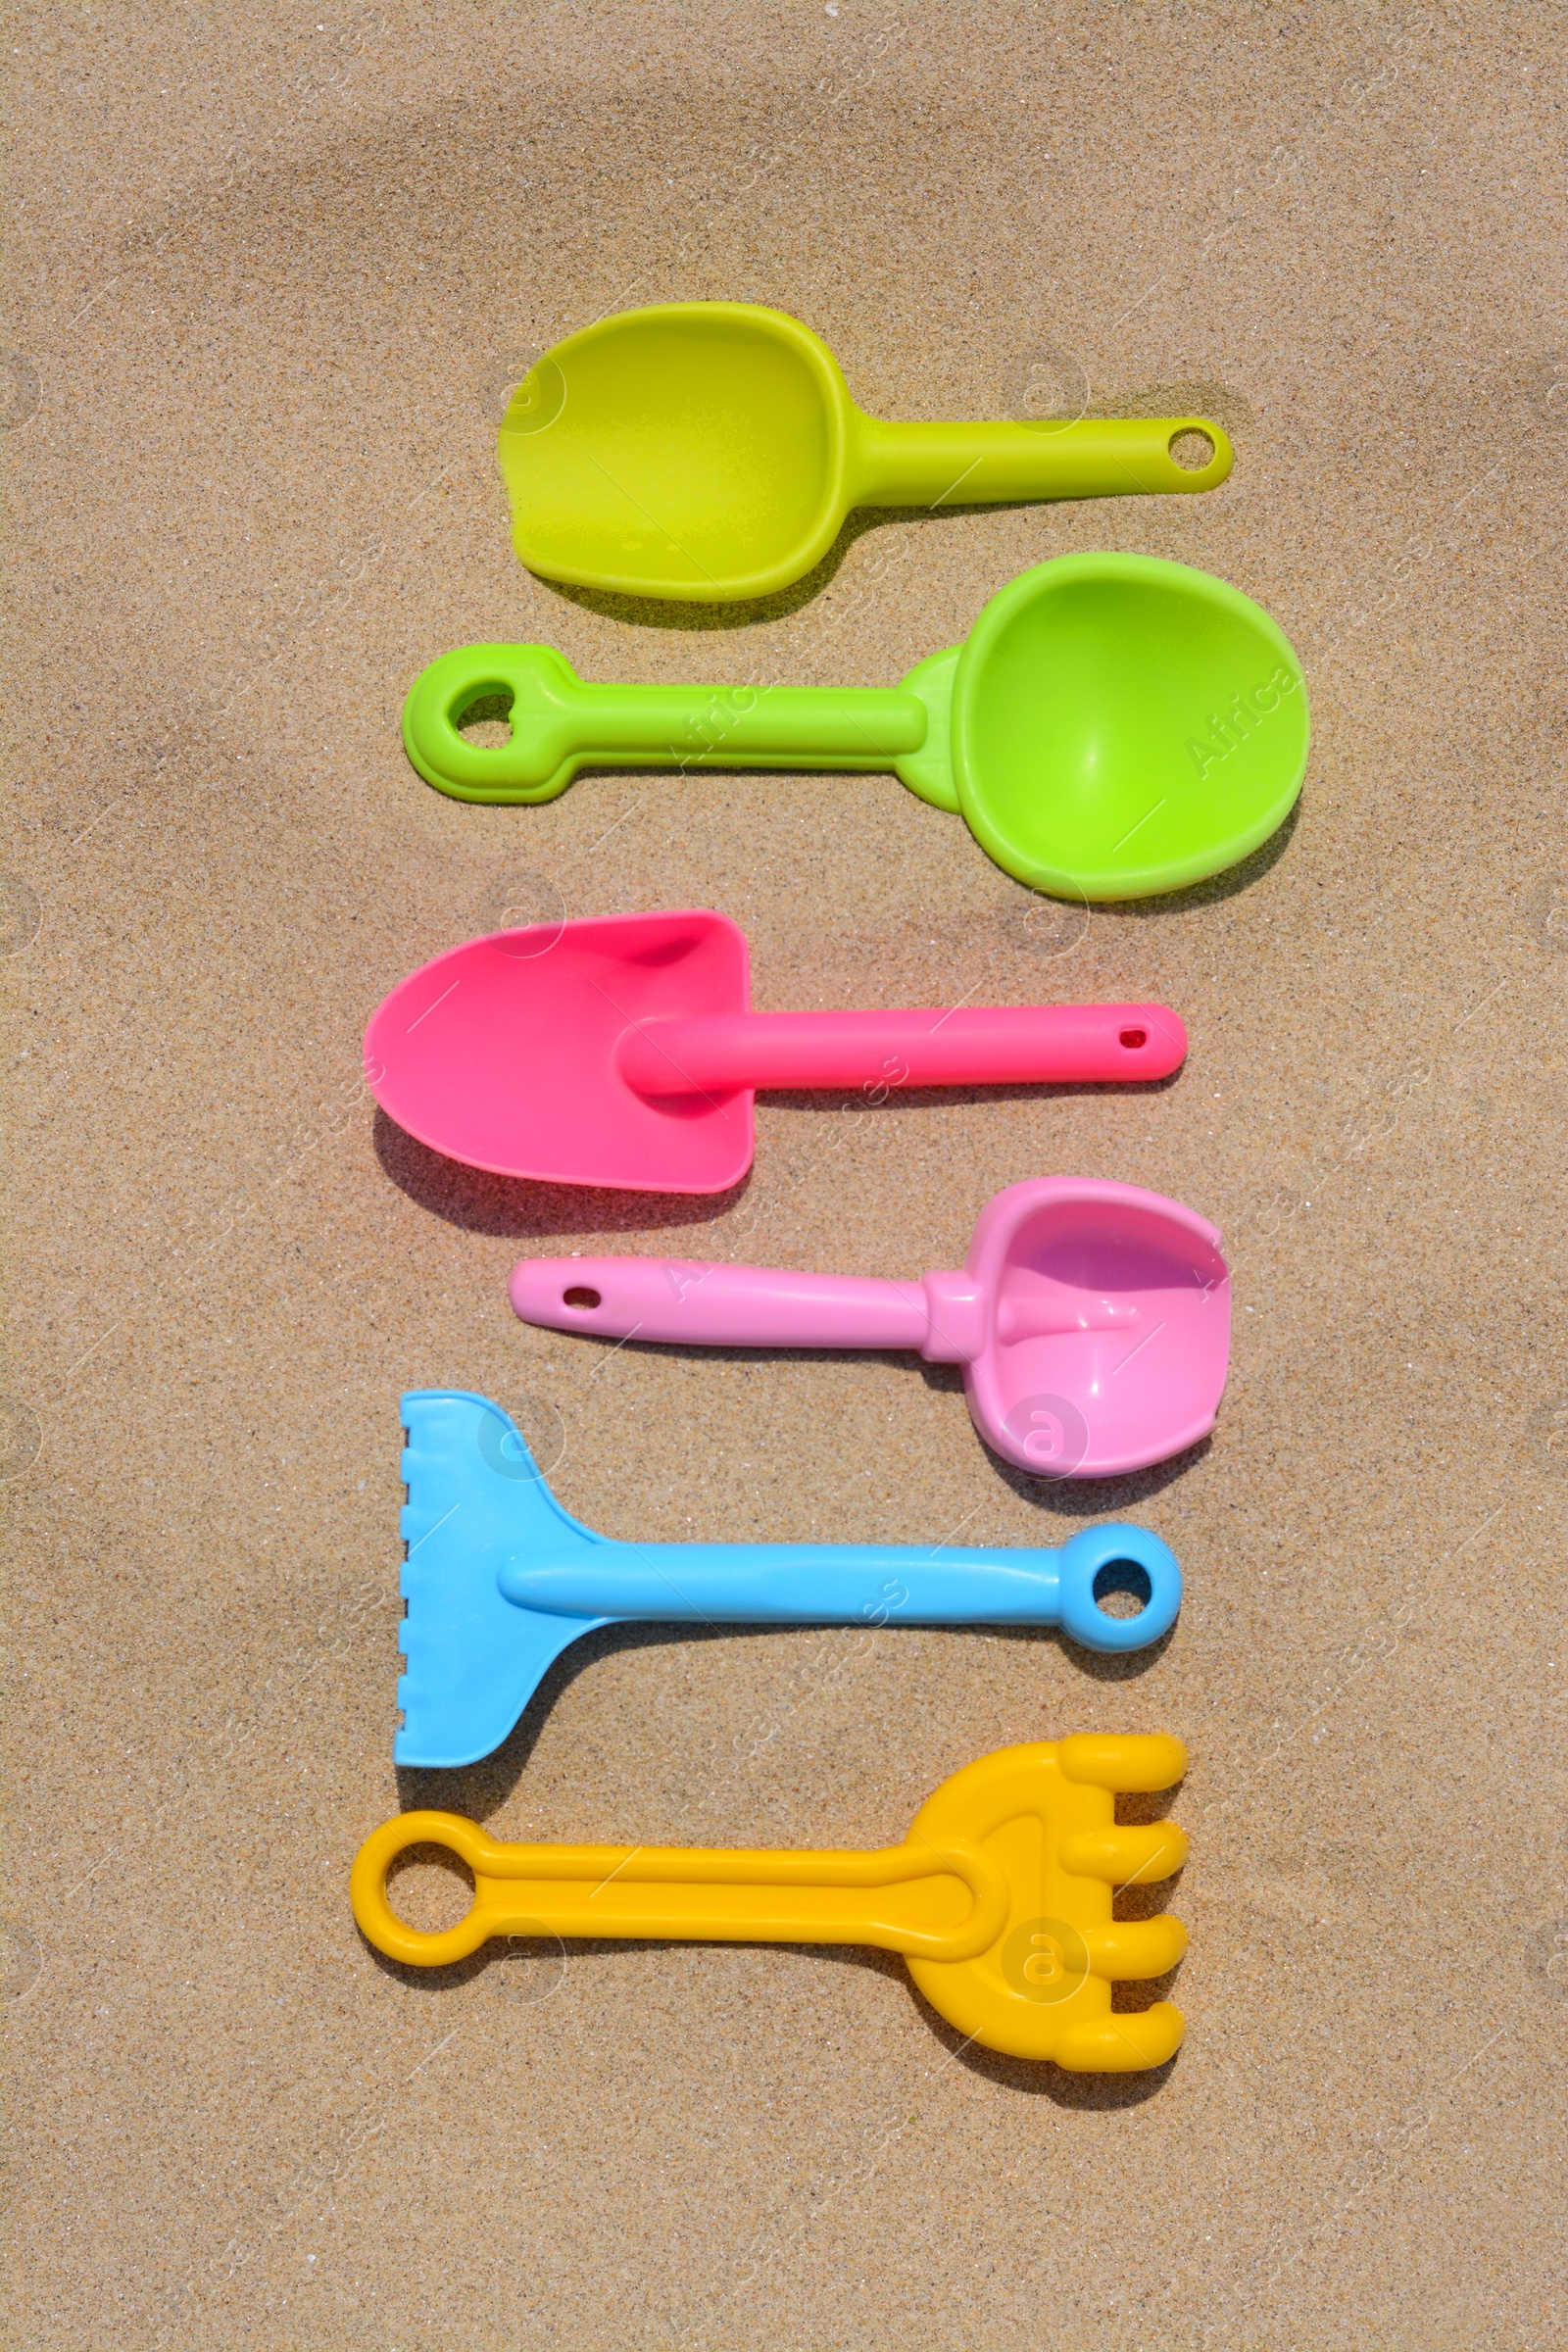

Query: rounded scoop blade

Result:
[953,553,1309,900]
[499,303,850,603]
[960,1176,1230,1478]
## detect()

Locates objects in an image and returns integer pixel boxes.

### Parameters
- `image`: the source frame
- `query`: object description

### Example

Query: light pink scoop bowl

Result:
[511,1177,1230,1477]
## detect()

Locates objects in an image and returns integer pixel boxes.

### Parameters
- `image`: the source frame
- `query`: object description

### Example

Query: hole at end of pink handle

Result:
[1093,1560,1152,1619]
[1118,1027,1148,1050]
[563,1286,602,1310]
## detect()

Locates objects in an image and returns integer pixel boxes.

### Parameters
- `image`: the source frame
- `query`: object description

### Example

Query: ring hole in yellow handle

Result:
[1167,426,1217,472]
[386,1840,477,1936]
[352,1812,508,1967]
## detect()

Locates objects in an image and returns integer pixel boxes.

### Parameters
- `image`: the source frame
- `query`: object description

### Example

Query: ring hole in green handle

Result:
[563,1286,602,1310]
[1167,428,1216,471]
[456,687,515,749]
[1092,1559,1154,1621]
[385,1840,477,1935]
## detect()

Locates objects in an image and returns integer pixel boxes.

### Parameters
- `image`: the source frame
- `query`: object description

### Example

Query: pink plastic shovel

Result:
[511,1176,1230,1476]
[364,910,1187,1195]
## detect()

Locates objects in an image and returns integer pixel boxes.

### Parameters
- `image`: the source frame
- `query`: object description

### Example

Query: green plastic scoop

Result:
[499,301,1234,603]
[402,554,1308,902]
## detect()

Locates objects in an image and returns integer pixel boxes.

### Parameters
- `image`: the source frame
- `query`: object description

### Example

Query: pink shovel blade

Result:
[962,1178,1230,1479]
[365,909,756,1193]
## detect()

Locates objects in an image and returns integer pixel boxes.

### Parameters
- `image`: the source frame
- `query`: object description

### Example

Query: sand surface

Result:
[4,5,1567,2346]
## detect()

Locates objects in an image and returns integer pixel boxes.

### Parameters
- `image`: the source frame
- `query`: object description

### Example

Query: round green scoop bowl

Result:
[402,554,1309,903]
[499,301,1233,603]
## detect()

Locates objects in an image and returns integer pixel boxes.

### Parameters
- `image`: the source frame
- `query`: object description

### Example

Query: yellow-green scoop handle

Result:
[500,301,1232,603]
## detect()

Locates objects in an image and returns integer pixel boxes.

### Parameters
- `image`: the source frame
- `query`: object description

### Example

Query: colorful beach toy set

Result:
[350,301,1311,2070]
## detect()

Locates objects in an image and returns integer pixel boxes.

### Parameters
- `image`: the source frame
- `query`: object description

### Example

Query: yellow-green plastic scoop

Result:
[402,554,1308,902]
[499,302,1234,603]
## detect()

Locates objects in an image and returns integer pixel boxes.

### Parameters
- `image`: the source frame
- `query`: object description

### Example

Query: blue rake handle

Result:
[499,1539,1176,1645]
[395,1392,1182,1768]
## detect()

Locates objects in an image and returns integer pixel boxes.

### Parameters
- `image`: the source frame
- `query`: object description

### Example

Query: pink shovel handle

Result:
[509,1255,932,1350]
[614,1003,1184,1098]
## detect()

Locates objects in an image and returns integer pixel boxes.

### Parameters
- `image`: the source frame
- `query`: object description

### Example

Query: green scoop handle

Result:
[401,642,961,810]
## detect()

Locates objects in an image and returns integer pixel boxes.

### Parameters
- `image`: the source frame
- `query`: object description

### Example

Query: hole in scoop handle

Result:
[401,643,586,805]
[616,1003,1187,1093]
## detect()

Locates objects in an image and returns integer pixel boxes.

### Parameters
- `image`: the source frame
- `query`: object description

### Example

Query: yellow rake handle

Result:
[352,1809,1010,1971]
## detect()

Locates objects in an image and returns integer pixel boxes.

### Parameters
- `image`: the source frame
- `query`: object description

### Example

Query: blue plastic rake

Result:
[394,1391,1183,1767]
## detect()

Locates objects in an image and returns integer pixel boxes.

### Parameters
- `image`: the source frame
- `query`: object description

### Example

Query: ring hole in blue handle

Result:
[1092,1558,1153,1620]
[1052,1525,1180,1652]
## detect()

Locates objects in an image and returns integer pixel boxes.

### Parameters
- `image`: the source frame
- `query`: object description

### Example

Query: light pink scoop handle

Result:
[510,1256,933,1351]
[614,1004,1184,1097]
[509,1255,1142,1358]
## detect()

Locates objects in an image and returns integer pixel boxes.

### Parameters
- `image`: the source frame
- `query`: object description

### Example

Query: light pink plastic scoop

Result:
[364,911,1187,1195]
[511,1177,1230,1476]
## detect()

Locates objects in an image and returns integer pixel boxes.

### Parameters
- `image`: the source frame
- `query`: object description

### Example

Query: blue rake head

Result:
[397,1390,612,1768]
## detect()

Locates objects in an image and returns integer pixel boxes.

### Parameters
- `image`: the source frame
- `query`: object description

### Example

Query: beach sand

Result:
[5,5,1566,2344]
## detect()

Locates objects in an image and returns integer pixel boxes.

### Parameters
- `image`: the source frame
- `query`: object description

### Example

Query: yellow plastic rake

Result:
[352,1735,1189,2070]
